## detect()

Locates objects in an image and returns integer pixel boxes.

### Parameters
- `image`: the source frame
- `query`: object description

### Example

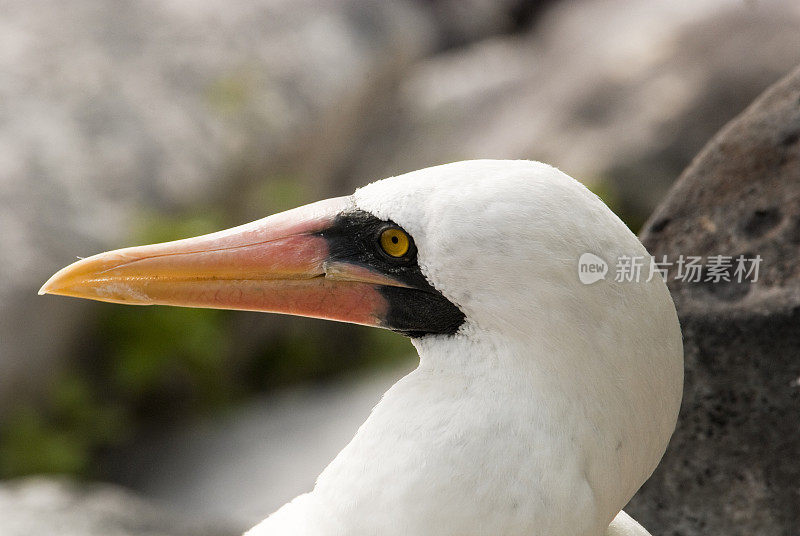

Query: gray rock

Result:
[0,0,435,408]
[341,0,800,228]
[0,477,241,536]
[630,65,800,535]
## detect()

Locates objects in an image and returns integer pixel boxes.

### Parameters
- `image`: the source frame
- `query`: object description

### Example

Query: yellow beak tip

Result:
[38,279,55,296]
[39,270,69,296]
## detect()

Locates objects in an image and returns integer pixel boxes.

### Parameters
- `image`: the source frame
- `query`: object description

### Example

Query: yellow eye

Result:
[379,228,410,258]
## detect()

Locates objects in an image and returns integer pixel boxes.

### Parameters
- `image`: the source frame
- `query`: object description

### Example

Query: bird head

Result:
[40,160,667,341]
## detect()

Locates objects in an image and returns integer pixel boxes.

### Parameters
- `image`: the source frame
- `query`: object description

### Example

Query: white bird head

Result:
[41,160,683,536]
[356,160,645,335]
[354,160,683,527]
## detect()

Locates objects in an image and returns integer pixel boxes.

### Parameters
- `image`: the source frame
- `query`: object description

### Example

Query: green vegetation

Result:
[206,72,251,114]
[256,175,311,214]
[0,375,124,477]
[586,177,644,232]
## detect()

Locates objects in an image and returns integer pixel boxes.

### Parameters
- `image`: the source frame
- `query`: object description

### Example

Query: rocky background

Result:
[1,0,799,534]
[633,64,800,536]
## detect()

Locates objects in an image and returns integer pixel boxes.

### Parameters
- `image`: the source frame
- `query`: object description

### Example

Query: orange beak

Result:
[39,196,407,328]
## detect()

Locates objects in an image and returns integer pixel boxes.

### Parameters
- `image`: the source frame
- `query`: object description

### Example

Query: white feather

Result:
[607,511,654,536]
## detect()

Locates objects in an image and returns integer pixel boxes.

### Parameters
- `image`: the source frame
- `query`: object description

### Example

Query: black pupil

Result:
[391,236,399,244]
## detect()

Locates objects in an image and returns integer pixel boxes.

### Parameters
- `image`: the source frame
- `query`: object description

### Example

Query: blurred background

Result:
[2,0,800,531]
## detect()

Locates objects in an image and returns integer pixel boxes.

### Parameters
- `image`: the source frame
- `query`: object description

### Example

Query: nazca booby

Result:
[40,160,683,536]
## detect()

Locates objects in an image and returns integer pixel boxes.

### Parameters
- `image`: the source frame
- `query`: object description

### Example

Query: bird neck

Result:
[250,325,676,536]
[311,329,637,535]
[411,326,671,528]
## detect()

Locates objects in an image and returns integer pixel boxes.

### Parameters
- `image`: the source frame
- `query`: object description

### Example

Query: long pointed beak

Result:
[39,196,403,328]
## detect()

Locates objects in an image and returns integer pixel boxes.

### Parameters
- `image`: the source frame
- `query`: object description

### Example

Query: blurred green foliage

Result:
[206,73,251,115]
[256,175,311,214]
[0,193,412,479]
[102,306,233,409]
[586,177,643,232]
[590,175,646,233]
[246,321,412,392]
[0,375,125,477]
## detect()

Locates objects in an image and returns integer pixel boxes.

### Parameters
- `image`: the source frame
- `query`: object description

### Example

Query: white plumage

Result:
[245,160,683,536]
